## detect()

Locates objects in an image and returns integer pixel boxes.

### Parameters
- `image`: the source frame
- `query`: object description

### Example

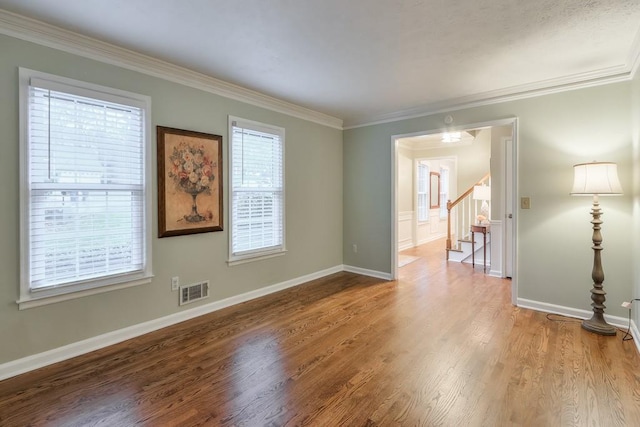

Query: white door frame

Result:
[391,118,518,305]
[503,136,515,280]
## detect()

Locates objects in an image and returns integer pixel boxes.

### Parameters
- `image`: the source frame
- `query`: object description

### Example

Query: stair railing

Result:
[446,173,490,259]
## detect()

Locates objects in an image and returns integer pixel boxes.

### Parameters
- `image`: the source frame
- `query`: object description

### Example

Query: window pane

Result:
[230,118,284,257]
[29,87,143,186]
[30,189,144,288]
[25,77,147,292]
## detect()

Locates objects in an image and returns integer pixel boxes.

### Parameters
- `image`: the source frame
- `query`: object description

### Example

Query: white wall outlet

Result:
[171,276,179,291]
[353,244,358,253]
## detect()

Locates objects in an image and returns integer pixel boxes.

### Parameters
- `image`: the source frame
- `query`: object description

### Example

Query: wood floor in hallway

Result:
[1,239,639,426]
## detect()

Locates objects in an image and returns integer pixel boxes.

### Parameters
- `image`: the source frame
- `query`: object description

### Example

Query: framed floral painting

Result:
[157,126,223,237]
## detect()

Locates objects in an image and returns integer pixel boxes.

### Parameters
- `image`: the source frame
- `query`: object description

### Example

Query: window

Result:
[417,161,429,221]
[229,116,285,264]
[440,166,450,219]
[19,69,152,308]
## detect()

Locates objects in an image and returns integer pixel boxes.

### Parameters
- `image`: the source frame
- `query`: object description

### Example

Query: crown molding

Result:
[628,27,640,78]
[345,64,636,129]
[3,8,638,132]
[0,9,343,130]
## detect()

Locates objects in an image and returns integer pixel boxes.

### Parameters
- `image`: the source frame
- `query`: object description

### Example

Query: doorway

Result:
[391,118,518,304]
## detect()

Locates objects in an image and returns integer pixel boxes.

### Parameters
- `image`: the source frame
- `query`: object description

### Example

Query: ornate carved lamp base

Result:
[582,195,617,337]
[582,316,616,336]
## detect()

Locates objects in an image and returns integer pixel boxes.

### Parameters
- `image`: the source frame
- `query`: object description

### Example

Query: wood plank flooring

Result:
[1,239,639,426]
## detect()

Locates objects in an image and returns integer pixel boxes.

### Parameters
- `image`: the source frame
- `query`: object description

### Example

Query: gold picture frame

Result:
[157,126,223,237]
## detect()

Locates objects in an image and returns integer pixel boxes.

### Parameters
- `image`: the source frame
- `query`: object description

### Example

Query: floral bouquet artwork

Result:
[168,141,215,223]
[157,127,223,237]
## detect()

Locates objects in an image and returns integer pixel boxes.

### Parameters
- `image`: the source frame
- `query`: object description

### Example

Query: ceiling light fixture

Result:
[442,132,461,143]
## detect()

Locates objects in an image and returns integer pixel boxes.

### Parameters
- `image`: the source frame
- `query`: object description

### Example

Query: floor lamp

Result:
[570,161,622,335]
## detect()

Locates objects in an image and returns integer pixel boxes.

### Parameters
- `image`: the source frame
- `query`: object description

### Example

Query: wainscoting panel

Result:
[398,211,414,251]
[417,210,446,246]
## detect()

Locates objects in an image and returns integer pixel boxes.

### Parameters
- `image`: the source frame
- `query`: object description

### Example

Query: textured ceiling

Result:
[1,0,639,127]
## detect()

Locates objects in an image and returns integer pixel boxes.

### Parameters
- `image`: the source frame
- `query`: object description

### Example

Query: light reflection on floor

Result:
[228,332,288,424]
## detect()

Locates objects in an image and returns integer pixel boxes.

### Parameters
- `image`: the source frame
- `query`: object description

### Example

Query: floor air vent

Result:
[179,280,209,305]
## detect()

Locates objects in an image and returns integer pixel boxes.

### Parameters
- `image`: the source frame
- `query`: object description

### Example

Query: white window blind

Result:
[230,117,284,260]
[20,69,150,300]
[417,162,429,221]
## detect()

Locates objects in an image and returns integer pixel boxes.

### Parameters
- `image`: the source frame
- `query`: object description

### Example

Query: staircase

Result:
[446,173,490,264]
[447,230,491,265]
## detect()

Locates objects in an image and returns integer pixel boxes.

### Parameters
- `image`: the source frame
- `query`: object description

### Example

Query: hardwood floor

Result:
[1,239,639,426]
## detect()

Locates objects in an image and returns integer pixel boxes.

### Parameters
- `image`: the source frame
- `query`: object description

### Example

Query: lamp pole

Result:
[581,194,616,335]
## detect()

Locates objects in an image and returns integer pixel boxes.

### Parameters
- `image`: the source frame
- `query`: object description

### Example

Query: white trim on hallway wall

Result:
[398,211,414,251]
[397,211,448,252]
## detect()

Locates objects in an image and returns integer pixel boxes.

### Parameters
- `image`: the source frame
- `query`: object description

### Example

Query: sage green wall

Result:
[344,82,634,317]
[0,34,343,364]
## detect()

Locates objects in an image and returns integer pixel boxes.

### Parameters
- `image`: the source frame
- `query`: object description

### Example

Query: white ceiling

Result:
[1,0,639,128]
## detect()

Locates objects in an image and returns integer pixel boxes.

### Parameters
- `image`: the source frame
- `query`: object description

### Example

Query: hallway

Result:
[399,237,494,280]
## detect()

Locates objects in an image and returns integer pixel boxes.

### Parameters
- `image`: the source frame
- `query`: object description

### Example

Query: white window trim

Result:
[416,160,429,223]
[227,116,286,266]
[17,68,153,309]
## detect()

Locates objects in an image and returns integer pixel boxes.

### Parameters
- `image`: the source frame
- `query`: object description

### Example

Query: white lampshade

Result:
[473,185,491,201]
[571,162,623,195]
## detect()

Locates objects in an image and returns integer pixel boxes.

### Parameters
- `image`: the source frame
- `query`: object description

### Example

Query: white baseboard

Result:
[631,319,640,356]
[517,298,628,327]
[417,234,446,246]
[517,298,638,339]
[343,265,393,281]
[398,239,414,251]
[0,265,344,381]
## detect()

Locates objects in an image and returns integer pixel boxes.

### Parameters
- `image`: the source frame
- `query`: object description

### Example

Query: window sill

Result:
[227,249,287,266]
[17,275,153,310]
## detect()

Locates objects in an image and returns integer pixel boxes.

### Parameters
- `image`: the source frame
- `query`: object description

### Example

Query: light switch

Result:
[521,197,531,209]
